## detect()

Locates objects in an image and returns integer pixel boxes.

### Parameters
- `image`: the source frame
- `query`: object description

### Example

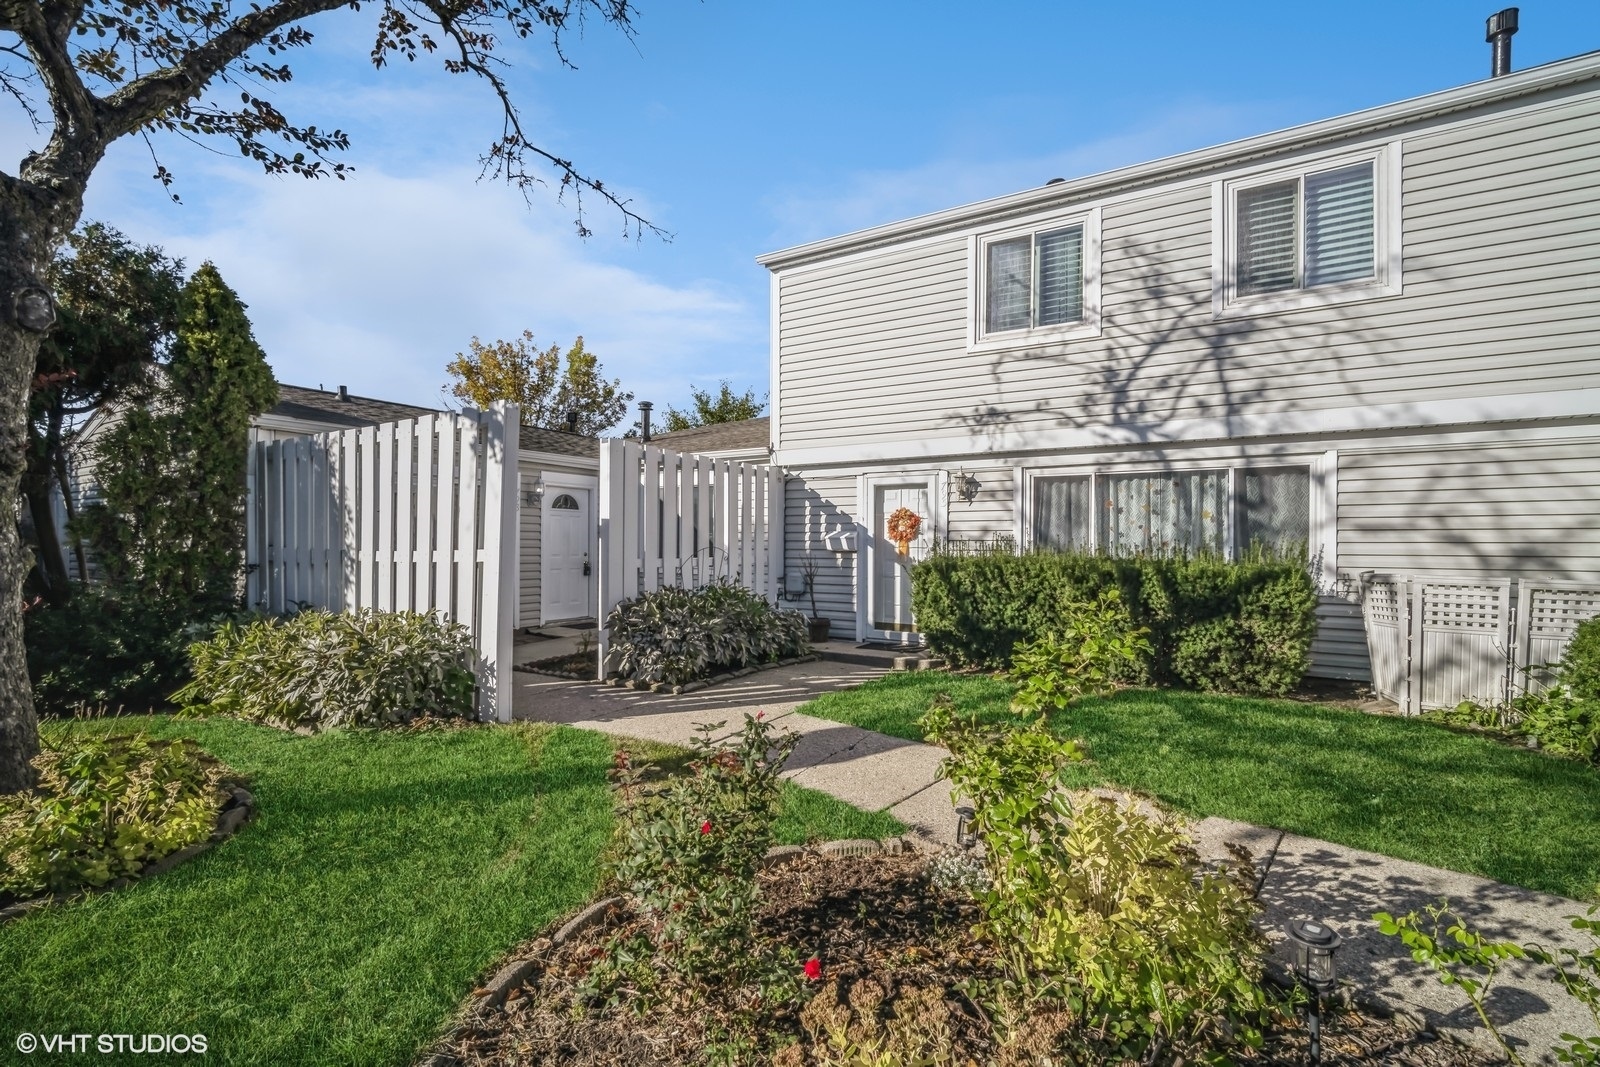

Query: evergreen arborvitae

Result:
[79,262,278,611]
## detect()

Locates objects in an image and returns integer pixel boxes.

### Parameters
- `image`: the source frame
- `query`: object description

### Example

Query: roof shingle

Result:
[651,416,770,456]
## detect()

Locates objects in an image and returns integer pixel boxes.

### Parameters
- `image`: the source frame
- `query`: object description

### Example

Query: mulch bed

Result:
[422,852,1490,1067]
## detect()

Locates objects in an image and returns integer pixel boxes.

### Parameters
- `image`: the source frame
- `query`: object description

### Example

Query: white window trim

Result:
[1020,461,1329,565]
[1210,141,1402,320]
[967,206,1102,353]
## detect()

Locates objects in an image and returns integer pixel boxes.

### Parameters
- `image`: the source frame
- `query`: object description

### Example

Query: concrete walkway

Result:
[513,661,1598,1063]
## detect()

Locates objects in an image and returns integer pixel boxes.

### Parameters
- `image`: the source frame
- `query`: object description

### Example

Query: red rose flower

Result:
[700,820,712,835]
[803,957,822,981]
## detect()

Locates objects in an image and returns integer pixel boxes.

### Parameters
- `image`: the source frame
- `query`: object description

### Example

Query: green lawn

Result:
[801,672,1600,902]
[0,716,899,1065]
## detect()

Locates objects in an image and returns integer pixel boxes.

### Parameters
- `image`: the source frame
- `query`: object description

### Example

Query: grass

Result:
[801,672,1600,902]
[0,715,900,1065]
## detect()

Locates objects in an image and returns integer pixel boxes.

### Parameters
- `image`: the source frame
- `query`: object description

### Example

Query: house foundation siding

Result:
[780,418,1600,682]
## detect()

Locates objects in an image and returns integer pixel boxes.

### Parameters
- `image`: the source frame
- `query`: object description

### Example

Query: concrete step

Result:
[814,640,943,672]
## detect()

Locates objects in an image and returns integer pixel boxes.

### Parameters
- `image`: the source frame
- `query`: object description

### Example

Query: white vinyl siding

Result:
[775,85,1600,454]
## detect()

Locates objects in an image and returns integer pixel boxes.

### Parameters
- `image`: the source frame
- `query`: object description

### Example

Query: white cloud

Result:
[70,148,760,419]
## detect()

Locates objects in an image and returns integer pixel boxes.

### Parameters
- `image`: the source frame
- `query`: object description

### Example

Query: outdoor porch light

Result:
[1287,919,1342,1064]
[954,469,981,505]
[954,805,977,849]
[522,475,546,508]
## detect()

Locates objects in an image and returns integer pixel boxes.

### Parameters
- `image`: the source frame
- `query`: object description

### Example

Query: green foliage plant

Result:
[599,714,801,1003]
[75,262,278,612]
[923,698,1269,1062]
[663,380,766,433]
[0,732,230,902]
[1529,907,1600,1065]
[25,590,235,714]
[605,581,810,686]
[910,550,1317,696]
[1375,901,1592,1066]
[173,609,476,729]
[1007,589,1150,716]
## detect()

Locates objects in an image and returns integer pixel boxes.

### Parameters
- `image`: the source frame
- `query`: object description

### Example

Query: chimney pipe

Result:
[638,401,653,442]
[1486,8,1518,78]
[337,385,349,402]
[565,410,578,433]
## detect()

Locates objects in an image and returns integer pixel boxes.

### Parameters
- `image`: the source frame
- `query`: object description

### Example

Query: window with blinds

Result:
[1234,160,1375,298]
[982,223,1085,335]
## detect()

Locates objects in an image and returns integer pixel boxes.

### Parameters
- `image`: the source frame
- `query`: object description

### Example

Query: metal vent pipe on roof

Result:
[338,384,349,401]
[638,400,653,442]
[1486,8,1518,78]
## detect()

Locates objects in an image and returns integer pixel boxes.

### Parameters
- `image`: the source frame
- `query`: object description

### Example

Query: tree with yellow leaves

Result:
[444,332,632,436]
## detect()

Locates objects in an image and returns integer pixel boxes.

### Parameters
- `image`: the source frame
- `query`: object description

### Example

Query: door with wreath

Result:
[869,481,932,638]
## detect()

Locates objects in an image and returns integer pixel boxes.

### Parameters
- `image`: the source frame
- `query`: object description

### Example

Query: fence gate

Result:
[1361,573,1600,714]
[245,402,520,722]
[596,440,783,673]
[1517,580,1600,692]
[1360,574,1410,711]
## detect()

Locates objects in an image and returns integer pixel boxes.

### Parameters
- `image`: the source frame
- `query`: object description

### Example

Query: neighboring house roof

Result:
[757,49,1600,269]
[652,416,770,457]
[268,384,439,429]
[519,424,600,460]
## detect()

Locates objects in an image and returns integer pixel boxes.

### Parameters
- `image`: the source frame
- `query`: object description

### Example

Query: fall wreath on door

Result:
[886,507,923,556]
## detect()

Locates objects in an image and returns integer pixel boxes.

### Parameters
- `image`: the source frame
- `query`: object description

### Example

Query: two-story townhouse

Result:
[758,50,1600,682]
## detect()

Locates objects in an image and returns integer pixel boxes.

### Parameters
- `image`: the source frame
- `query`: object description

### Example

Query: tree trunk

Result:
[0,182,78,795]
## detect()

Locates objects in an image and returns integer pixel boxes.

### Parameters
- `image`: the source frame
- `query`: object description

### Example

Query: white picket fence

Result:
[245,402,521,721]
[596,440,783,669]
[1361,573,1600,713]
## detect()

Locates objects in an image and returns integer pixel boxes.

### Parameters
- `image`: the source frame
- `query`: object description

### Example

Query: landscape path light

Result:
[954,805,977,849]
[1286,918,1342,1065]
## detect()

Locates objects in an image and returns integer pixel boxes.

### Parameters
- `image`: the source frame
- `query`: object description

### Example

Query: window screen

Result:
[1098,471,1227,557]
[1235,468,1311,556]
[1032,476,1091,552]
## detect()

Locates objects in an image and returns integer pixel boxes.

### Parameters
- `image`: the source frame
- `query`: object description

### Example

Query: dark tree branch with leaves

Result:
[0,0,662,793]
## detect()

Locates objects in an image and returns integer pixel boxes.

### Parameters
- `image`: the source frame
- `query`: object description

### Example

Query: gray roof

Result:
[519,424,599,459]
[652,416,770,455]
[272,384,439,428]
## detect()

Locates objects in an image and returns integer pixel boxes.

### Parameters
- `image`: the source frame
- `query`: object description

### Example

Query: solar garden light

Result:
[954,805,977,849]
[1286,919,1342,1064]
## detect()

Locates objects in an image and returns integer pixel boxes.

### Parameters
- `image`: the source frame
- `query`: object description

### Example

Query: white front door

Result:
[868,480,934,641]
[541,487,593,622]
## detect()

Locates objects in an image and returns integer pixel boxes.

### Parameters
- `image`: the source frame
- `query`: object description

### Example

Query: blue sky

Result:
[5,1,1600,424]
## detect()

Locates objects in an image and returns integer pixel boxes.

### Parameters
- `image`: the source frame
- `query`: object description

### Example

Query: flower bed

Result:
[429,850,1490,1067]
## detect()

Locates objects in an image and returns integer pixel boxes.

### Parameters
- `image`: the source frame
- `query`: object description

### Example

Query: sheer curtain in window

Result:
[1236,468,1311,556]
[1032,476,1091,551]
[1098,472,1227,556]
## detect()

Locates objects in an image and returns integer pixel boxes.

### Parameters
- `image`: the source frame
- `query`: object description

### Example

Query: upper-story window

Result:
[1214,144,1400,317]
[970,208,1101,350]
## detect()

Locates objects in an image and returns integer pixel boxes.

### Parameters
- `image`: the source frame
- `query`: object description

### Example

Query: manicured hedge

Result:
[909,552,1317,695]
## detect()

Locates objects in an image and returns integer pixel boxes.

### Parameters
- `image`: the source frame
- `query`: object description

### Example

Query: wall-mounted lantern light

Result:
[955,469,981,505]
[523,476,546,508]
